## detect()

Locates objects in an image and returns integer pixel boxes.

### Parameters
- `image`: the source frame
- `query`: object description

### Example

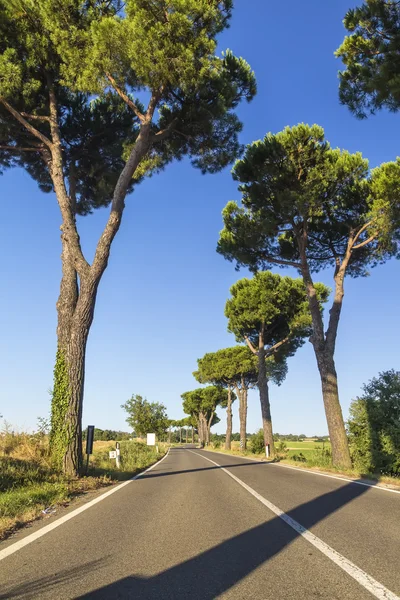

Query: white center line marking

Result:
[189,450,399,600]
[0,449,170,562]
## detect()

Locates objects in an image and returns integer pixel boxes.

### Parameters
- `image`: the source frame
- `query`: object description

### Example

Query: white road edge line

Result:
[189,450,399,600]
[203,449,400,495]
[0,449,171,562]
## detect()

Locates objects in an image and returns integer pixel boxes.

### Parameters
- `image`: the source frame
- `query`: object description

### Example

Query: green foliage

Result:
[348,370,400,474]
[121,394,169,439]
[49,350,70,470]
[250,429,265,454]
[194,345,256,391]
[182,386,227,421]
[336,0,400,118]
[225,271,328,367]
[0,0,256,183]
[218,123,400,277]
[82,428,131,441]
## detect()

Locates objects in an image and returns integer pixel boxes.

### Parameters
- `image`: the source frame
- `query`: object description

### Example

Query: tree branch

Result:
[0,145,43,152]
[263,254,301,269]
[47,83,89,275]
[351,219,376,247]
[91,124,152,279]
[352,234,377,250]
[20,112,50,122]
[244,336,257,354]
[265,336,289,357]
[105,73,145,123]
[151,117,178,143]
[0,97,52,149]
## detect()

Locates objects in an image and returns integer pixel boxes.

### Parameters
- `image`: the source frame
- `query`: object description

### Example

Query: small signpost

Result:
[147,433,156,446]
[265,444,270,459]
[85,425,95,474]
[109,442,121,468]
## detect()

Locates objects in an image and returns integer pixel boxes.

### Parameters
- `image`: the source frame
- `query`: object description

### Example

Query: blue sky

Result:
[1,0,399,436]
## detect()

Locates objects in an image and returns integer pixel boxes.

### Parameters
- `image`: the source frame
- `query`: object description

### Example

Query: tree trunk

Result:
[63,278,98,476]
[192,426,194,444]
[297,238,351,469]
[186,427,188,443]
[225,387,233,450]
[239,384,247,451]
[258,345,275,457]
[179,427,182,444]
[314,349,351,468]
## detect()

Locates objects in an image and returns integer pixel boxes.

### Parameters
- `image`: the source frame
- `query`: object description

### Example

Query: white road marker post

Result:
[265,444,270,458]
[116,442,121,469]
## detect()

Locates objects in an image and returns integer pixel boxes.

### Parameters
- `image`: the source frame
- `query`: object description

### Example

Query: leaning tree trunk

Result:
[314,347,351,468]
[257,345,275,458]
[225,387,233,450]
[298,240,351,469]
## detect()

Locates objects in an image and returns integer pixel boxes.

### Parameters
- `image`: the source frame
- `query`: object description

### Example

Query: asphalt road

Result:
[1,447,399,599]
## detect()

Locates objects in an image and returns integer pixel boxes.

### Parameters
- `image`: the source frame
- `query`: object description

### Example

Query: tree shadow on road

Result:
[0,478,377,599]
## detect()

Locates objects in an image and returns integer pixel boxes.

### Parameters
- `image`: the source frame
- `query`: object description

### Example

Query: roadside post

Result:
[265,444,270,459]
[116,442,121,469]
[85,425,95,474]
[147,433,156,446]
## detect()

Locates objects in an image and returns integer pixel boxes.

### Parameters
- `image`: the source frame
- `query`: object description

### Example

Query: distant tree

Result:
[336,1,400,118]
[182,387,226,446]
[194,346,254,449]
[121,394,169,439]
[225,271,328,457]
[218,123,400,468]
[348,370,400,474]
[0,0,256,475]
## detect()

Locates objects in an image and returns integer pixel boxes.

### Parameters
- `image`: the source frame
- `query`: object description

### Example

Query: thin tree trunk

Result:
[206,412,213,446]
[179,427,182,443]
[225,386,233,450]
[192,426,194,444]
[297,237,351,469]
[258,342,275,457]
[239,382,248,450]
[186,427,188,444]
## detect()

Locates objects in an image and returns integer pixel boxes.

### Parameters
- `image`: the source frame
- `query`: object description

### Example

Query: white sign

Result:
[109,450,117,459]
[147,433,156,446]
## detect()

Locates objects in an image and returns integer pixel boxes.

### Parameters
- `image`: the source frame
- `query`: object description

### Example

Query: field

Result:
[282,439,331,460]
[0,433,166,540]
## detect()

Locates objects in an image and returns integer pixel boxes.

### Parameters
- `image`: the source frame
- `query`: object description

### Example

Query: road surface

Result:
[1,447,399,599]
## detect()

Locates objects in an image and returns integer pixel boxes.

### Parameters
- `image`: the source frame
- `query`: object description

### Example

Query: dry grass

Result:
[0,427,167,540]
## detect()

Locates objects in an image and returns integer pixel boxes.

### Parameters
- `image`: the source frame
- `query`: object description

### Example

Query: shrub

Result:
[250,429,265,454]
[348,370,400,475]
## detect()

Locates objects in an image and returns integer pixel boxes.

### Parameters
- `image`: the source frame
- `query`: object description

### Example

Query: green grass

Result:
[88,441,167,480]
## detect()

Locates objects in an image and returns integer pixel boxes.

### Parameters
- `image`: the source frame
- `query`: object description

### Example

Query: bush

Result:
[291,453,306,462]
[250,429,265,454]
[348,370,400,475]
[213,440,221,449]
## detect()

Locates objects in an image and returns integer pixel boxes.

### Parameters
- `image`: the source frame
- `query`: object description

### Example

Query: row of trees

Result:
[2,0,399,473]
[181,271,329,456]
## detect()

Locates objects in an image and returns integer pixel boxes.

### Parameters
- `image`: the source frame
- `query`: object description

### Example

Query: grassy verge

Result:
[0,433,167,540]
[203,443,400,489]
